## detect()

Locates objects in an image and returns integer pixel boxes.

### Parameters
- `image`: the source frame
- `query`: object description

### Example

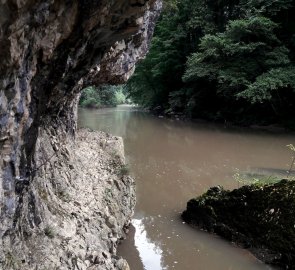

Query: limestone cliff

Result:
[0,1,162,269]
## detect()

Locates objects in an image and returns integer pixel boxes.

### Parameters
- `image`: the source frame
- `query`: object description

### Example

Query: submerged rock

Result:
[182,180,295,269]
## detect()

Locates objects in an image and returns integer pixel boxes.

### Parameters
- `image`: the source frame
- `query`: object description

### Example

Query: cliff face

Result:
[0,1,162,269]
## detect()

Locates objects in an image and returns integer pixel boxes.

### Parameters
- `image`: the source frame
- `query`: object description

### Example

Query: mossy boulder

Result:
[182,180,295,269]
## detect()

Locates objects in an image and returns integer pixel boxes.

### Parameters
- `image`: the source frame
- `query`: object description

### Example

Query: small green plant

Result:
[119,164,130,176]
[39,187,48,201]
[44,226,55,239]
[110,150,121,160]
[287,144,295,179]
[233,169,279,188]
[4,252,20,268]
[233,169,259,187]
[104,188,113,203]
[57,189,71,202]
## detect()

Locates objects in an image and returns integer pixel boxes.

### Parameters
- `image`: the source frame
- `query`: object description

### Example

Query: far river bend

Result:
[78,105,294,270]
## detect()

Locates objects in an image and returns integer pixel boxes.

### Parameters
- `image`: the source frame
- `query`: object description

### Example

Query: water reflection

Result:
[78,106,291,270]
[133,218,165,270]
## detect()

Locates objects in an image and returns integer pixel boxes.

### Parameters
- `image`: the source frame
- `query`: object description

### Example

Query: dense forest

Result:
[79,85,127,108]
[127,0,295,127]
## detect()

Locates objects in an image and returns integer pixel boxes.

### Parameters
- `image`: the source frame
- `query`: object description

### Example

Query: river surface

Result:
[78,105,295,270]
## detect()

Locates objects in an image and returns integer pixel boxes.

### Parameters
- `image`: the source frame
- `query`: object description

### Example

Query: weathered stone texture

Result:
[0,0,162,269]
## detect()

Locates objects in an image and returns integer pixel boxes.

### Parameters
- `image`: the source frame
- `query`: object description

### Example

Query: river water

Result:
[78,105,295,270]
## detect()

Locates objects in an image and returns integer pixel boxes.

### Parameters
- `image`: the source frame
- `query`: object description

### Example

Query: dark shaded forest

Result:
[127,0,295,127]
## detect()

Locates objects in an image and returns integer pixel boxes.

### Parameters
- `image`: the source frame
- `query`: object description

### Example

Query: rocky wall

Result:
[0,0,162,269]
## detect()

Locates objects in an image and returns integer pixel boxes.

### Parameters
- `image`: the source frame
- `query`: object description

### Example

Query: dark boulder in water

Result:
[182,179,295,269]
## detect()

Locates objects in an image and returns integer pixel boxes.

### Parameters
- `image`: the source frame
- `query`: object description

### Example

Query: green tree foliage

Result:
[79,85,126,108]
[183,16,291,99]
[127,0,218,111]
[127,0,295,126]
[80,86,101,108]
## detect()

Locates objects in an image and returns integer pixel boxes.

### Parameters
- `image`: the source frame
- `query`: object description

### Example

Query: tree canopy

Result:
[127,0,295,126]
[79,85,126,108]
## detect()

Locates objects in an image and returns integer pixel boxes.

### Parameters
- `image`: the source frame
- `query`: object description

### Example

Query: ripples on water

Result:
[78,105,292,270]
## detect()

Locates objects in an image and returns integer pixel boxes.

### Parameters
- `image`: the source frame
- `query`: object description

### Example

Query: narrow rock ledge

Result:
[5,128,135,270]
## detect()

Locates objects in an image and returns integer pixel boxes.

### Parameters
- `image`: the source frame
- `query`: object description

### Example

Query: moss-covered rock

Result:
[182,180,295,269]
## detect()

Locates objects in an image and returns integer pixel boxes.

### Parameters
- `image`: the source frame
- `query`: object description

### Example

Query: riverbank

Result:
[182,179,295,269]
[143,104,295,132]
[2,128,135,269]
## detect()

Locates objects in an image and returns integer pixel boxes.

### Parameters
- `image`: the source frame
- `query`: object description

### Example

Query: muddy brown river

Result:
[78,105,294,270]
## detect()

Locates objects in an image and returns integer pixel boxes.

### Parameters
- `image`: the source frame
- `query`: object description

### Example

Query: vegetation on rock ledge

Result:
[182,179,295,268]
